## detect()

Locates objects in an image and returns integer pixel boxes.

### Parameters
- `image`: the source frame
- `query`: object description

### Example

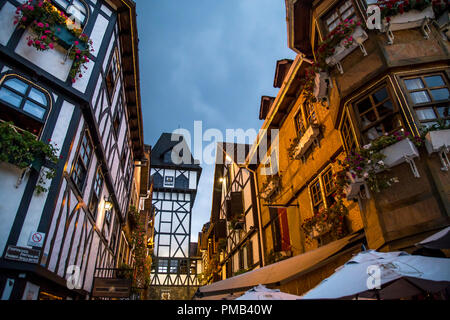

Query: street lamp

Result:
[104,196,113,211]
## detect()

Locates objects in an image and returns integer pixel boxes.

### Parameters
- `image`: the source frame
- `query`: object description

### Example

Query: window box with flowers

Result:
[336,130,423,199]
[288,124,321,161]
[0,121,59,194]
[301,200,349,243]
[259,175,282,204]
[323,23,368,74]
[423,123,450,171]
[377,0,449,43]
[14,0,94,83]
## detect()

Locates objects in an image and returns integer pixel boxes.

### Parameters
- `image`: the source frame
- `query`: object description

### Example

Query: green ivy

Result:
[0,122,59,194]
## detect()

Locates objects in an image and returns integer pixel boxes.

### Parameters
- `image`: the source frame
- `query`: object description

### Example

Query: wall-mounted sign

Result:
[27,232,46,248]
[4,246,41,264]
[92,278,132,298]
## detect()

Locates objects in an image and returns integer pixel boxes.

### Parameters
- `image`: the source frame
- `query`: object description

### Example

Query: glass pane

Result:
[365,125,383,141]
[411,91,431,104]
[405,78,424,91]
[28,88,47,105]
[341,8,354,20]
[0,87,22,107]
[326,12,339,25]
[339,1,352,12]
[68,6,85,24]
[73,0,87,13]
[416,108,437,121]
[4,78,28,94]
[357,97,372,114]
[381,116,399,133]
[378,101,394,116]
[23,101,46,119]
[54,0,70,9]
[361,110,377,126]
[430,88,449,101]
[437,106,449,118]
[424,75,445,88]
[373,88,388,104]
[422,122,439,129]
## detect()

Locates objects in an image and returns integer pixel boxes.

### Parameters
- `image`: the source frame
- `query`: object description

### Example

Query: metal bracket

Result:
[422,18,431,39]
[336,61,344,74]
[358,42,368,56]
[438,146,450,172]
[405,156,421,178]
[15,167,30,188]
[386,25,395,45]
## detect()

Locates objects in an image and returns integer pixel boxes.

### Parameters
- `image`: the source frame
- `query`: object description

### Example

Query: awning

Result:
[416,226,450,250]
[196,232,364,297]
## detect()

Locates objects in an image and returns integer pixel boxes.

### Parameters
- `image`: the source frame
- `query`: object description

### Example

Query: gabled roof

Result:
[285,0,313,56]
[150,133,201,170]
[273,59,294,88]
[259,96,275,120]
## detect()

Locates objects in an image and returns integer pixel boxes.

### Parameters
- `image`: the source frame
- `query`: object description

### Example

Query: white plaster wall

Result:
[89,13,109,58]
[15,29,72,82]
[189,171,197,190]
[72,59,95,93]
[66,118,84,174]
[82,156,98,205]
[0,162,29,255]
[0,2,17,46]
[83,232,100,292]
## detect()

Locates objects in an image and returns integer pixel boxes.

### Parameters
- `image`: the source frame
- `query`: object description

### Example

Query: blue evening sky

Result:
[135,0,296,241]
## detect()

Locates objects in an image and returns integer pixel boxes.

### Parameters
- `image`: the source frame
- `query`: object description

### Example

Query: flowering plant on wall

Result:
[301,199,349,244]
[335,130,423,194]
[376,0,449,21]
[14,0,93,83]
[0,121,59,194]
[130,206,151,290]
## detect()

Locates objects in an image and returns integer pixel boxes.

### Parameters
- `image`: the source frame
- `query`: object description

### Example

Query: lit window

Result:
[323,0,359,33]
[354,85,403,143]
[53,0,88,26]
[72,130,93,192]
[0,76,50,136]
[341,112,357,152]
[88,167,104,218]
[403,73,450,128]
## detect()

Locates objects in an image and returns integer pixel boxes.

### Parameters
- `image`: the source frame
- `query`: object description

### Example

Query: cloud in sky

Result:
[136,0,296,242]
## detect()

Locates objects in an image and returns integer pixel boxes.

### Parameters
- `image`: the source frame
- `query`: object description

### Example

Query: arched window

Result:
[53,0,89,26]
[0,76,50,136]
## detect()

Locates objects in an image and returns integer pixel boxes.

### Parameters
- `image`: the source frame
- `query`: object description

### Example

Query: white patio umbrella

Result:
[416,227,450,250]
[301,250,450,300]
[235,285,301,300]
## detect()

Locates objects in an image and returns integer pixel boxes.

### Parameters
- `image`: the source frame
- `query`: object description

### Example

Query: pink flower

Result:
[21,16,27,22]
[76,49,81,54]
[74,40,79,45]
[49,43,54,49]
[41,35,47,40]
[37,22,44,28]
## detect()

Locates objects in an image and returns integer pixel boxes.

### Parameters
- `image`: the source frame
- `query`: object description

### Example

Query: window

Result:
[341,112,357,152]
[110,218,119,251]
[121,140,129,170]
[113,95,124,138]
[170,260,179,274]
[294,102,317,136]
[53,0,88,26]
[323,0,359,33]
[158,259,168,273]
[355,85,403,143]
[267,207,290,253]
[309,166,336,214]
[105,48,120,100]
[402,73,450,128]
[88,167,104,218]
[0,76,50,136]
[71,130,93,192]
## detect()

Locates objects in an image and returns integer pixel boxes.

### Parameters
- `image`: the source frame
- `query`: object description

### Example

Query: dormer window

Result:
[323,0,359,33]
[0,76,50,136]
[53,0,88,26]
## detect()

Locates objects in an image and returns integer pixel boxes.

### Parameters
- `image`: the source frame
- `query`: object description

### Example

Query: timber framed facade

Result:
[0,0,144,300]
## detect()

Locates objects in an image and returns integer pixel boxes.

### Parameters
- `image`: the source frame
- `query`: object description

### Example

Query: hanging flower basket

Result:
[259,175,282,203]
[381,5,435,31]
[380,137,420,177]
[313,71,331,102]
[14,0,94,82]
[289,124,320,160]
[424,128,450,171]
[325,25,368,72]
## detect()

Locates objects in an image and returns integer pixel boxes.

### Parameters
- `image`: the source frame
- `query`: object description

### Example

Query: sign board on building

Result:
[27,232,46,248]
[91,278,132,298]
[4,246,41,264]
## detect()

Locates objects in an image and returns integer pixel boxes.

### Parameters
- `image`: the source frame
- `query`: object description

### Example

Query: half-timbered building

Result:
[149,133,202,300]
[0,0,144,300]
